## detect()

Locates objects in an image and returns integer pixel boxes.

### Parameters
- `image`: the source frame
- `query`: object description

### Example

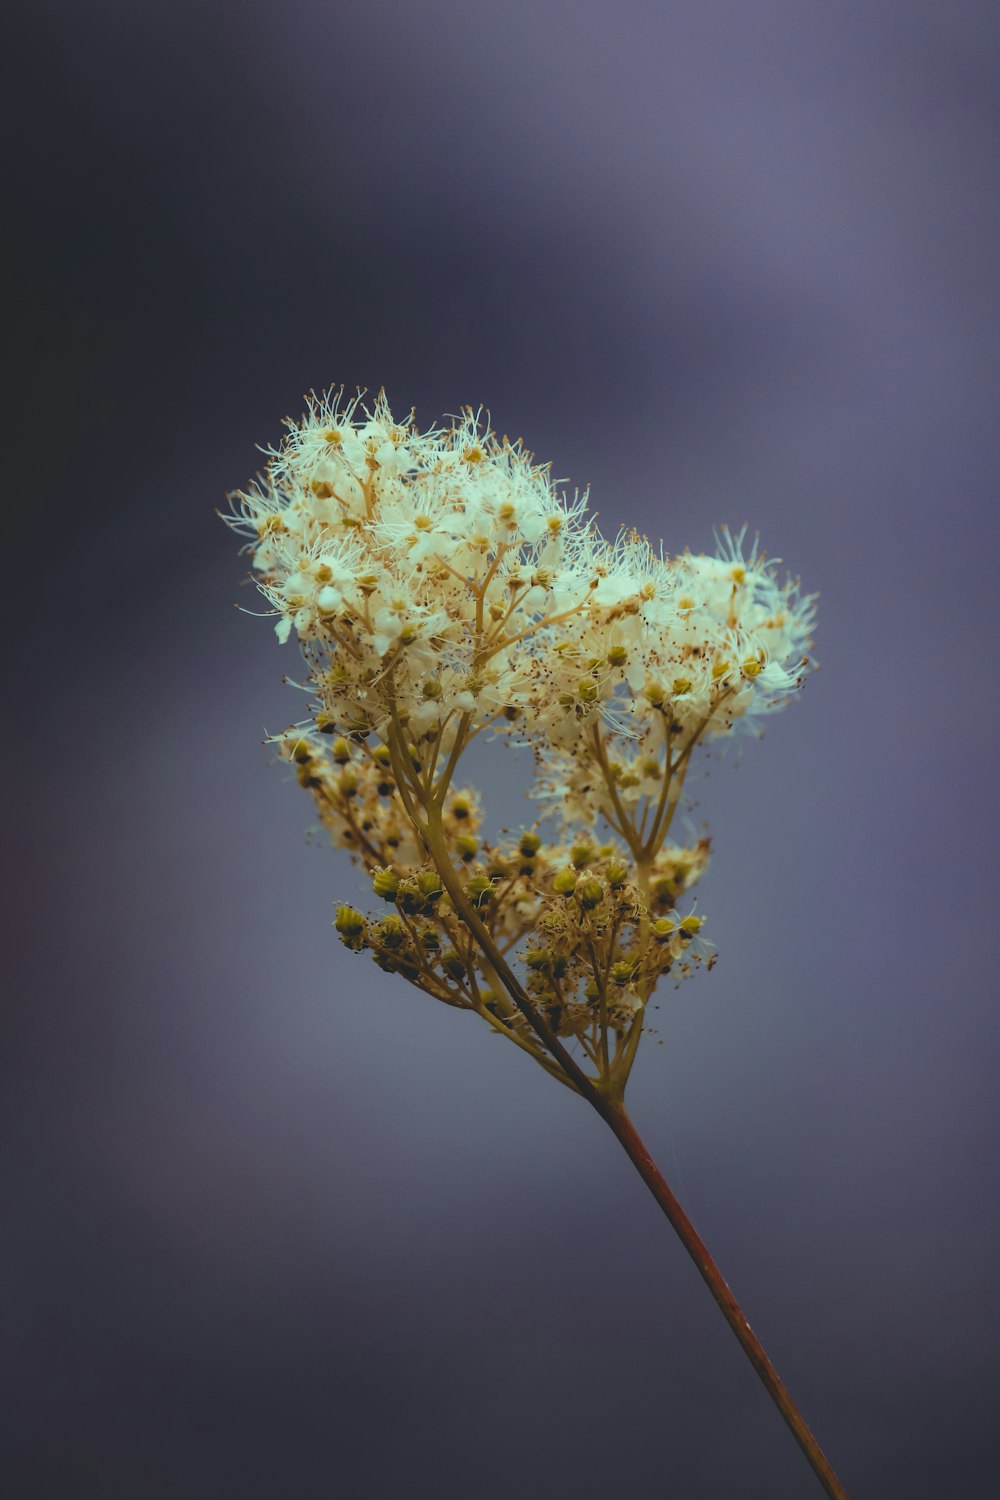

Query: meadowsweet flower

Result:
[226,390,850,1497]
[227,389,815,1077]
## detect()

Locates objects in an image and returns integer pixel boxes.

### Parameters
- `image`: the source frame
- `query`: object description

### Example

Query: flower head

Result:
[227,388,816,1096]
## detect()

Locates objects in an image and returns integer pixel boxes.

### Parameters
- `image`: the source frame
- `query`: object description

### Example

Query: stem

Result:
[597,1099,849,1500]
[590,726,644,862]
[374,678,844,1491]
[421,808,599,1100]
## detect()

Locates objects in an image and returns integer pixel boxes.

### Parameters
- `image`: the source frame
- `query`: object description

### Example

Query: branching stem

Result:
[377,679,846,1498]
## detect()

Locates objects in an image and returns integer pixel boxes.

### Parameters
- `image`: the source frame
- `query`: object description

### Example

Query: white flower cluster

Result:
[228,388,816,1093]
[227,389,815,781]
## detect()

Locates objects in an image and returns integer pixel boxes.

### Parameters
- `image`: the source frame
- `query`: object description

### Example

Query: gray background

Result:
[7,1,999,1495]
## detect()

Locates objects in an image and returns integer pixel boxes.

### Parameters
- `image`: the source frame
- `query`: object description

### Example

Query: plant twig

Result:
[596,1099,850,1500]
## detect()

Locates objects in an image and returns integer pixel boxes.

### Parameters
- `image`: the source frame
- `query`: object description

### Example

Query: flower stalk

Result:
[389,711,847,1497]
[226,388,843,1495]
[602,1102,849,1500]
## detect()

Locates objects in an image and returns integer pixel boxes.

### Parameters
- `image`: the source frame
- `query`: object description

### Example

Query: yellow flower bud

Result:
[455,834,479,862]
[334,906,366,947]
[465,875,494,906]
[417,871,443,901]
[372,868,401,901]
[577,878,605,910]
[450,792,474,820]
[441,950,466,980]
[377,915,406,950]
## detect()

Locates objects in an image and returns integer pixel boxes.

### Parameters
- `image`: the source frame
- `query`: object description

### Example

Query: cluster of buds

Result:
[287,731,712,1091]
[230,391,815,1098]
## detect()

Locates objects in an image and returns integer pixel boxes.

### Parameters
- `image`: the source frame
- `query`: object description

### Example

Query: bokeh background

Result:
[7,2,1000,1495]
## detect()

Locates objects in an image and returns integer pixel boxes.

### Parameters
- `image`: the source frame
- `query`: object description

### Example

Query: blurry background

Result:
[6,1,1000,1495]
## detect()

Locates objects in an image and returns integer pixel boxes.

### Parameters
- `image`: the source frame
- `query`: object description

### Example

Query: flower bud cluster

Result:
[278,730,423,869]
[295,732,711,1062]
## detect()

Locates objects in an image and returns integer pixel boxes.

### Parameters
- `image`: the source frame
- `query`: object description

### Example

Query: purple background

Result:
[8,2,1000,1495]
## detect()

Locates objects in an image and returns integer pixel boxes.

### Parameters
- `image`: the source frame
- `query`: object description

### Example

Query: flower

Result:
[227,387,815,1087]
[225,398,842,1491]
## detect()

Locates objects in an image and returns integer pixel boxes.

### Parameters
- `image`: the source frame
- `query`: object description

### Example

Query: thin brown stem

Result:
[596,1099,850,1500]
